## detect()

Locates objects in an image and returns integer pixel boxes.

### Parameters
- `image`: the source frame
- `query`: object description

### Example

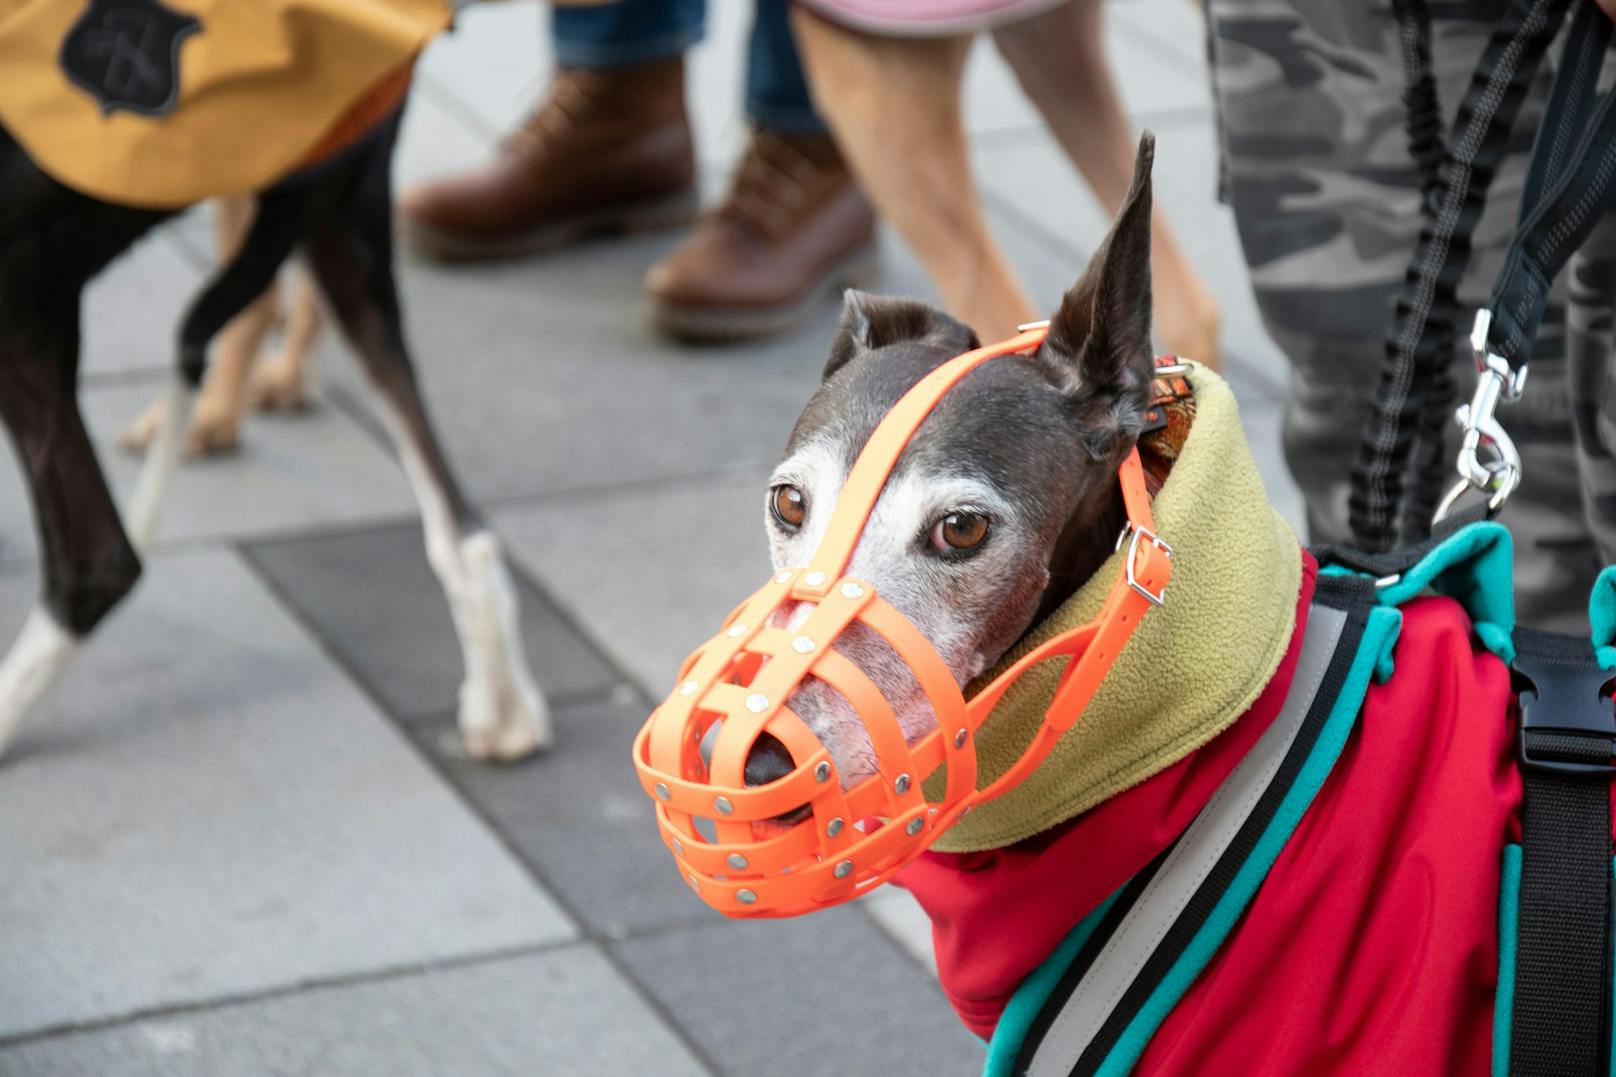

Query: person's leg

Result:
[642,1,881,341]
[787,10,1036,342]
[745,0,825,135]
[1209,0,1596,628]
[399,0,705,262]
[551,0,704,68]
[993,0,1221,367]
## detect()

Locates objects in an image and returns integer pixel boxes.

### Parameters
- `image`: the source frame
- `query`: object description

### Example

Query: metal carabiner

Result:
[1433,309,1528,524]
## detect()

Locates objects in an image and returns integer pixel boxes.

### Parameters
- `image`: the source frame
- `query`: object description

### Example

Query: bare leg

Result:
[993,0,1221,366]
[120,195,285,456]
[302,117,552,761]
[249,269,322,412]
[792,10,1036,341]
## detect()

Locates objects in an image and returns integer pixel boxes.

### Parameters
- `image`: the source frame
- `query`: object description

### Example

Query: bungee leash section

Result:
[1352,0,1616,546]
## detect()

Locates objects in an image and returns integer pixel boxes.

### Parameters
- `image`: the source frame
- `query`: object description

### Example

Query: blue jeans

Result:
[551,0,824,134]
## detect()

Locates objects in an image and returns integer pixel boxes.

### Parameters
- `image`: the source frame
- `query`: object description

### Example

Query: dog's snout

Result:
[744,731,795,787]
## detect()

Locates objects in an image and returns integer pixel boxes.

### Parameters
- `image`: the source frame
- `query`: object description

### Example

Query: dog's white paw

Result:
[456,676,554,763]
[447,531,554,764]
[248,350,310,413]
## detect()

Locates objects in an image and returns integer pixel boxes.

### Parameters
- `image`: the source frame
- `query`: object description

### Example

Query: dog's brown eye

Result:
[931,511,990,553]
[771,485,807,530]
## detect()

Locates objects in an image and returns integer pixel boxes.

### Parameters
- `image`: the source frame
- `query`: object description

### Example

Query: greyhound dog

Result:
[0,103,551,763]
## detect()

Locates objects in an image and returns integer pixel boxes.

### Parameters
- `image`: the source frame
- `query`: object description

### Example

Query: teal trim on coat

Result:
[982,887,1125,1077]
[1089,603,1400,1077]
[1589,566,1616,671]
[1493,844,1521,1077]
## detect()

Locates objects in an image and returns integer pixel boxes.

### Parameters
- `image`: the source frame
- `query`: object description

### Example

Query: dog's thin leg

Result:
[125,376,195,553]
[0,315,143,761]
[300,116,551,761]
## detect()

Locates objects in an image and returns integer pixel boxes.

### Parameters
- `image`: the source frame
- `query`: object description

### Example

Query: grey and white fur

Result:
[747,133,1160,792]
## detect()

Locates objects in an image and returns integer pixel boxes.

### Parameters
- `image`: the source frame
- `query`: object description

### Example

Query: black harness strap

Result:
[1508,628,1615,1076]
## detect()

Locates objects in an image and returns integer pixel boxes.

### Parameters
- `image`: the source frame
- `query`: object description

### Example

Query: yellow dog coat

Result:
[0,0,451,208]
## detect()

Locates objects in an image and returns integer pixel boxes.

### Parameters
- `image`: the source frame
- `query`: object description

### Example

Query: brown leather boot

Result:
[644,129,878,341]
[400,57,697,262]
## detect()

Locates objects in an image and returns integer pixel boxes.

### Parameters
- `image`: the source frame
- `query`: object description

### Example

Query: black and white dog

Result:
[0,106,551,762]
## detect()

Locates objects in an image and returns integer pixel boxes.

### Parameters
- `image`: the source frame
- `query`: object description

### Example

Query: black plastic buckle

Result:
[1513,652,1616,777]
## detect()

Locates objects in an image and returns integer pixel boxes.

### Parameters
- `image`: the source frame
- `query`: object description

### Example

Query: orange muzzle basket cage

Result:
[631,325,1174,917]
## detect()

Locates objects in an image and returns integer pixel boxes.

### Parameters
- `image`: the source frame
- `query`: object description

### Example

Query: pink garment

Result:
[794,0,1071,36]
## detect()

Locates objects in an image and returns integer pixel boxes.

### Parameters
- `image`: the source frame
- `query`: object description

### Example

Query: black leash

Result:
[1350,0,1571,550]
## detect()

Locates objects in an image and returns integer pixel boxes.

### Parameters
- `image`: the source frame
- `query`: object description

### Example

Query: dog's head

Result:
[749,134,1160,791]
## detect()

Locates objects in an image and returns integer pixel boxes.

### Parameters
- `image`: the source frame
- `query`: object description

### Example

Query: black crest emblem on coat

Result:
[59,0,202,117]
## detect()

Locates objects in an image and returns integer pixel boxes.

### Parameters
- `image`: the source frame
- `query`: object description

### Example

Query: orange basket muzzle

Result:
[631,326,1173,917]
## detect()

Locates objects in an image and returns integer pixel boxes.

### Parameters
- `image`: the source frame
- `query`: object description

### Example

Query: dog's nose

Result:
[744,731,796,787]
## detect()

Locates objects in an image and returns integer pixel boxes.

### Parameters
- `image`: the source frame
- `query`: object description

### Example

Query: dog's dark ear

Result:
[823,290,980,381]
[1037,132,1156,460]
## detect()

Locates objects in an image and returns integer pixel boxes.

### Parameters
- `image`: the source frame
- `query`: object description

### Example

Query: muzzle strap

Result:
[634,327,1175,916]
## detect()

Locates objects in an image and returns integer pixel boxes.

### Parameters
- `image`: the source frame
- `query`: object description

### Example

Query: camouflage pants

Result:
[1208,0,1616,629]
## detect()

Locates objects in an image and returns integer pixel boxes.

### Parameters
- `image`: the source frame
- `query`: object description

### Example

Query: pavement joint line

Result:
[0,936,591,1053]
[415,71,503,142]
[233,544,725,1077]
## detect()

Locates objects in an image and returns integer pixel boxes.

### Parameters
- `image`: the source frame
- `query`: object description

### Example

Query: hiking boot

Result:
[399,57,697,261]
[644,129,878,341]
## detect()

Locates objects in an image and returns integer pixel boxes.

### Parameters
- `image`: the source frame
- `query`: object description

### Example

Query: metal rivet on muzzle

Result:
[814,761,832,782]
[688,874,698,889]
[775,571,792,583]
[678,679,699,696]
[954,728,968,749]
[906,817,925,836]
[654,783,670,801]
[894,773,911,795]
[745,693,770,714]
[727,853,749,870]
[726,623,748,638]
[792,635,815,654]
[840,582,864,599]
[672,839,683,856]
[804,571,827,587]
[827,817,845,837]
[715,796,734,815]
[737,888,758,904]
[833,859,854,879]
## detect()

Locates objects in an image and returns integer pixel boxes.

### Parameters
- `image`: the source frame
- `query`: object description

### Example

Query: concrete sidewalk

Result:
[0,4,1301,1074]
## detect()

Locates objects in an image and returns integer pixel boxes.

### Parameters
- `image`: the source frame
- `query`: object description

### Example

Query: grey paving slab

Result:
[615,906,983,1077]
[862,889,940,978]
[242,520,621,720]
[498,471,768,698]
[79,229,206,380]
[0,378,420,563]
[0,549,573,1039]
[414,1,549,140]
[974,121,1290,391]
[1110,0,1209,67]
[0,946,708,1077]
[409,700,704,940]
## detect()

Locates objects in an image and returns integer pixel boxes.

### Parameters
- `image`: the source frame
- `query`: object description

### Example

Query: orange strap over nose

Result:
[632,325,1175,917]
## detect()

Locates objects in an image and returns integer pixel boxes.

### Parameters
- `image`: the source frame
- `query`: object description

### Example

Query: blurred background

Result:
[0,2,1300,1074]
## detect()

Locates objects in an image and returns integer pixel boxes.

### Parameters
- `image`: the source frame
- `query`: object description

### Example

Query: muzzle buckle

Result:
[1121,523,1173,607]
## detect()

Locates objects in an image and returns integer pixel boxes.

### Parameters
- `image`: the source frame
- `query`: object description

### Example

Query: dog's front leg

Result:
[296,125,552,761]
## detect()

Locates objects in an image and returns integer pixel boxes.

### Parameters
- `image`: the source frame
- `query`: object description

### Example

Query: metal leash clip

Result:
[1433,309,1528,523]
